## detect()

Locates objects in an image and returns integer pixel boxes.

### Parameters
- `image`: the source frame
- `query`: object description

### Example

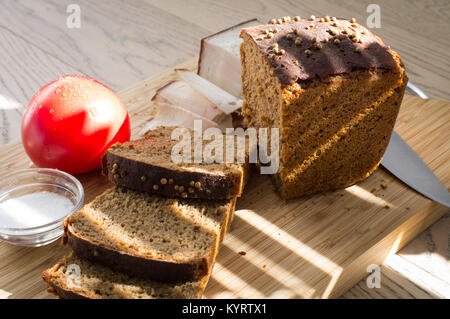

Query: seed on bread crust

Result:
[103,126,248,200]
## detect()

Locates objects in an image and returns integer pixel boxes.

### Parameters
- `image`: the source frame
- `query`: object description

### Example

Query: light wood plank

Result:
[342,254,449,299]
[149,0,450,100]
[0,27,82,144]
[343,212,450,299]
[396,212,449,284]
[0,0,211,90]
[1,1,449,99]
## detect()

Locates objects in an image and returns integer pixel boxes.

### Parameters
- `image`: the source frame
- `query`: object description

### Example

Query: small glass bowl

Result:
[0,168,84,247]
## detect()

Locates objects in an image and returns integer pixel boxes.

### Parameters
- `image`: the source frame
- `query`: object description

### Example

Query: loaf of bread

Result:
[42,253,206,299]
[240,16,407,199]
[102,126,251,199]
[63,187,236,282]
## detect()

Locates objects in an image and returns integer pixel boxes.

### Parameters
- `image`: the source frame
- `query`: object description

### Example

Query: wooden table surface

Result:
[0,0,448,298]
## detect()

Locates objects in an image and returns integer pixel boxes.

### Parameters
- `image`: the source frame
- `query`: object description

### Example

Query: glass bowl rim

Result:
[0,168,84,232]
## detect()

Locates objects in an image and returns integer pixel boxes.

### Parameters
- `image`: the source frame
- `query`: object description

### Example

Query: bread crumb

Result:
[380,184,387,190]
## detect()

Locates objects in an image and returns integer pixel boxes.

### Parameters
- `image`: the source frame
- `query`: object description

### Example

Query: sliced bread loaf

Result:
[240,18,406,199]
[63,187,236,282]
[42,253,206,299]
[102,126,251,199]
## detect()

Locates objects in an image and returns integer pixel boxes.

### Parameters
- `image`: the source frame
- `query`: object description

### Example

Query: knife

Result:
[381,83,450,208]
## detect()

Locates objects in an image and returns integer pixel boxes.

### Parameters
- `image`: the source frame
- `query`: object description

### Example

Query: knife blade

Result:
[381,130,450,208]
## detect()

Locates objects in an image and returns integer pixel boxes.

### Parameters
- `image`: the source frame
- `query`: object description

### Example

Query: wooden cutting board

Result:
[0,58,448,299]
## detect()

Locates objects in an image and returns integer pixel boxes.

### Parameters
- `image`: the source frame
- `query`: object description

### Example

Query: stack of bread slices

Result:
[42,126,250,299]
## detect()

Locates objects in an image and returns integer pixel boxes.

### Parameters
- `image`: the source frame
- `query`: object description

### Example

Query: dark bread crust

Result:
[45,282,89,299]
[65,224,209,282]
[102,151,247,199]
[231,107,248,129]
[241,18,402,85]
[42,262,92,299]
[41,254,208,299]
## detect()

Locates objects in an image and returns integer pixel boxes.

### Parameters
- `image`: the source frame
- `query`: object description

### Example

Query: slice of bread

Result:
[102,126,251,199]
[42,253,206,299]
[63,187,236,282]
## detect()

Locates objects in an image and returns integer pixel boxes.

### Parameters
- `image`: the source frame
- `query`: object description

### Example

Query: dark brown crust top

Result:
[102,151,247,199]
[241,17,403,85]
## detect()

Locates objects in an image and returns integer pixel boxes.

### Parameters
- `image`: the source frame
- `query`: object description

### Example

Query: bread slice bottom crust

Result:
[64,187,237,282]
[42,253,207,299]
